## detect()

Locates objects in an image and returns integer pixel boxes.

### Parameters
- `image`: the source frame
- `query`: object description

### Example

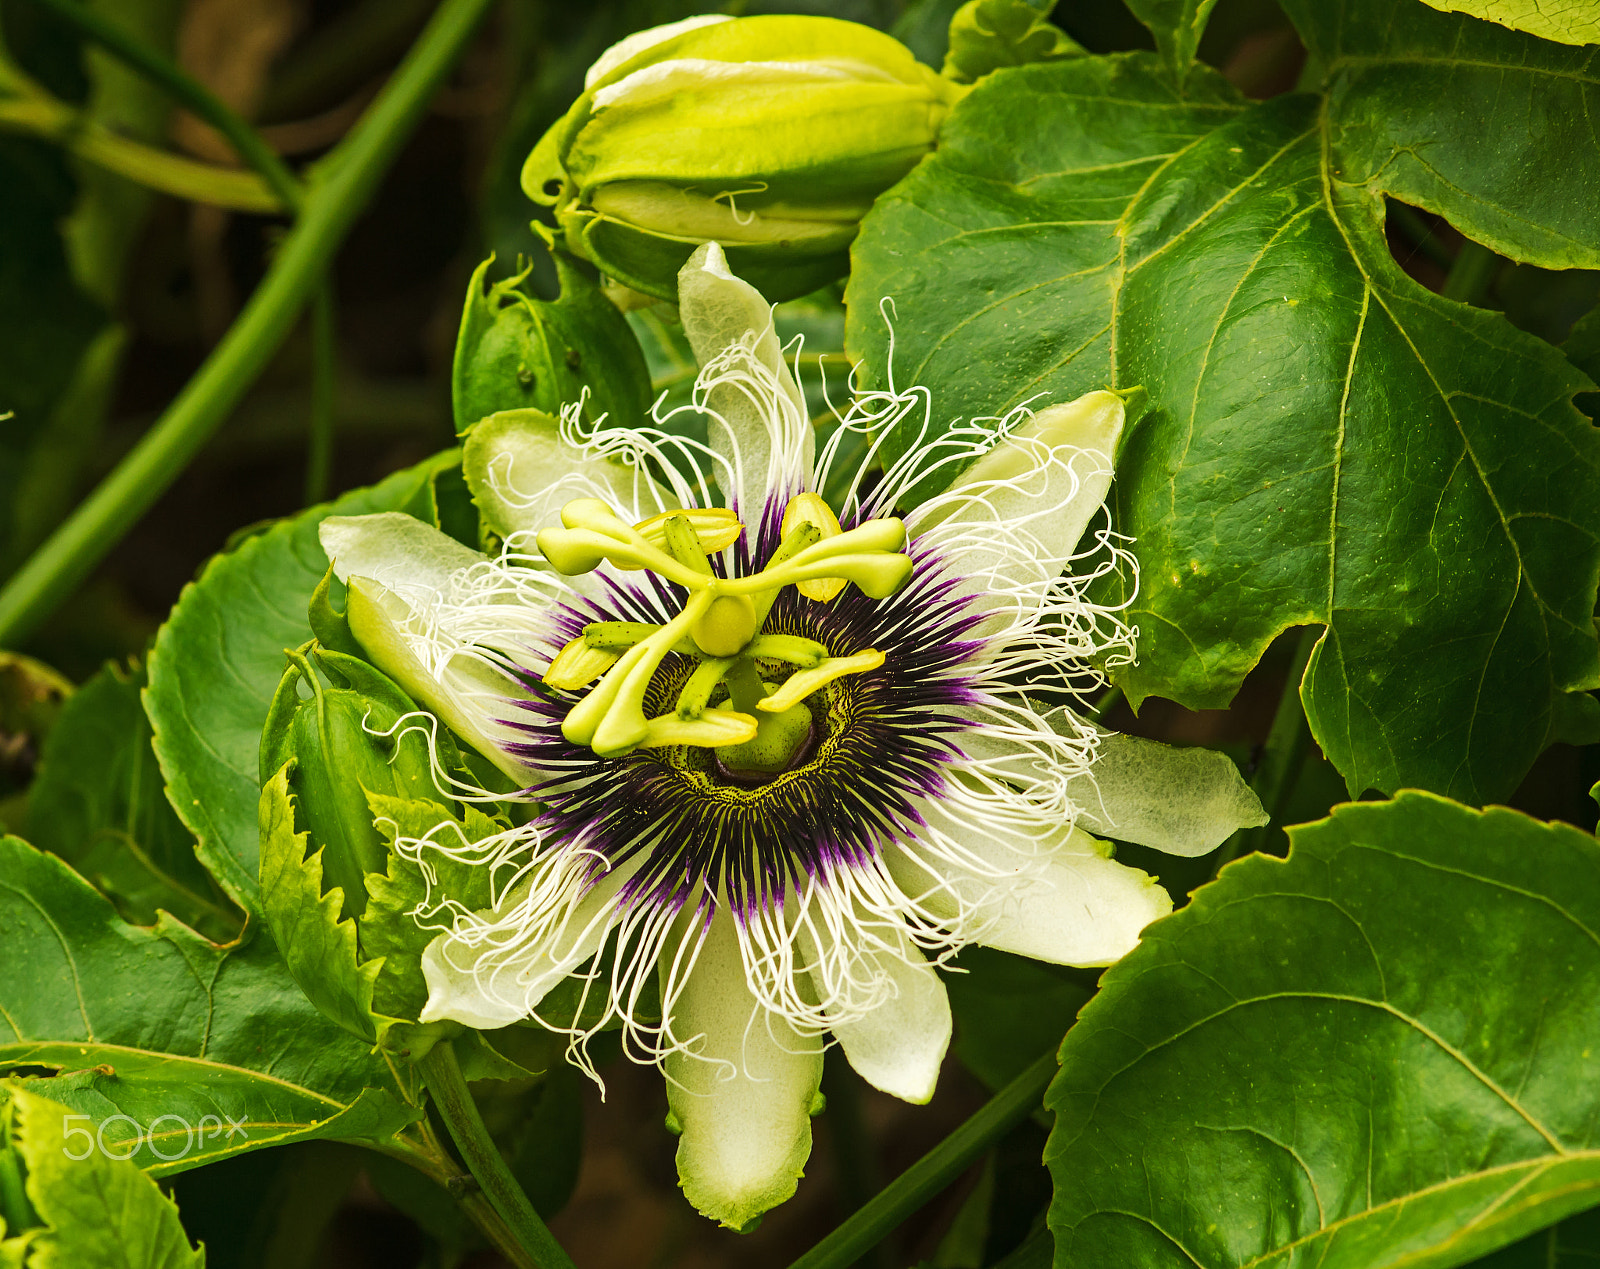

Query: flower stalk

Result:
[417,1040,575,1269]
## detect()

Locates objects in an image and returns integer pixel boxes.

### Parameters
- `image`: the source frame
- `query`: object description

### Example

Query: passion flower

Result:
[317,244,1265,1229]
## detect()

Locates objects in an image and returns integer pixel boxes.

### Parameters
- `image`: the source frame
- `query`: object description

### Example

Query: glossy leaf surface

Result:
[847,49,1600,801]
[145,453,460,911]
[0,834,418,1176]
[1046,793,1600,1268]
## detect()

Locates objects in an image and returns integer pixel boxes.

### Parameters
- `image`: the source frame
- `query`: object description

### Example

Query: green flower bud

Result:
[260,644,455,919]
[523,15,965,302]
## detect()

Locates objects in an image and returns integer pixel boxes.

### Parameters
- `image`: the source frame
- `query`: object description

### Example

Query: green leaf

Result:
[8,1086,203,1269]
[1284,0,1600,270]
[0,833,420,1176]
[258,766,387,1043]
[145,451,460,913]
[451,250,652,435]
[1121,0,1221,79]
[1045,792,1600,1268]
[1411,0,1600,49]
[846,55,1600,802]
[25,660,238,943]
[941,0,1084,85]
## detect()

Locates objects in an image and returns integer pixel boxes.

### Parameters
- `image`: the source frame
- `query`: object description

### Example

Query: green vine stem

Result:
[0,94,282,211]
[788,1050,1058,1269]
[0,0,496,649]
[1212,627,1318,873]
[416,1040,576,1269]
[18,0,304,210]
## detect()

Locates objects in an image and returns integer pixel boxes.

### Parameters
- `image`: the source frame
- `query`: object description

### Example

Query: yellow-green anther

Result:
[757,649,885,713]
[639,707,757,750]
[663,514,713,576]
[677,655,738,719]
[585,620,666,650]
[534,526,611,576]
[692,593,758,658]
[545,635,623,690]
[744,634,828,667]
[635,506,743,555]
[750,521,822,627]
[538,522,710,589]
[782,493,847,601]
[565,590,712,754]
[723,550,913,600]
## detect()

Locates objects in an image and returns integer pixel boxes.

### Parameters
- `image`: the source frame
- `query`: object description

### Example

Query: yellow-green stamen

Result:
[538,496,913,761]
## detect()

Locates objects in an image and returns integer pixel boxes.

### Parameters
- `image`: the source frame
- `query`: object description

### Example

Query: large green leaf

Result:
[0,834,419,1176]
[144,452,460,912]
[1284,0,1600,271]
[5,1086,204,1268]
[1045,792,1600,1268]
[1413,1,1600,52]
[26,661,237,942]
[846,53,1600,802]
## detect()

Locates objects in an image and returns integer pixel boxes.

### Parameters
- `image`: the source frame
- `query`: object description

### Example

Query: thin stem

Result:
[1387,203,1453,272]
[0,95,282,212]
[304,281,337,504]
[822,1050,894,1269]
[788,1050,1057,1269]
[1441,239,1498,306]
[417,1040,575,1269]
[0,0,497,648]
[1212,627,1318,872]
[20,0,303,210]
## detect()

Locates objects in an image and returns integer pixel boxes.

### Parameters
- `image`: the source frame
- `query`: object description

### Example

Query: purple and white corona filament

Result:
[318,244,1265,1229]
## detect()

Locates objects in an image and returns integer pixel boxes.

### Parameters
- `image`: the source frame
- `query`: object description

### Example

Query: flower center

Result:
[535,495,914,758]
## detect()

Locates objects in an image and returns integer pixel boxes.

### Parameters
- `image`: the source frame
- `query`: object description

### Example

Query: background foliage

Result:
[1,0,1598,1267]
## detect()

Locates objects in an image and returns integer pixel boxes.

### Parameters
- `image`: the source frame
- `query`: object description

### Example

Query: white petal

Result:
[584,14,732,89]
[887,796,1170,968]
[463,408,678,540]
[955,705,1266,857]
[819,931,949,1105]
[665,906,823,1231]
[419,937,528,1029]
[677,242,812,513]
[1074,729,1267,856]
[907,391,1124,629]
[343,577,535,783]
[321,512,484,594]
[419,859,635,1028]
